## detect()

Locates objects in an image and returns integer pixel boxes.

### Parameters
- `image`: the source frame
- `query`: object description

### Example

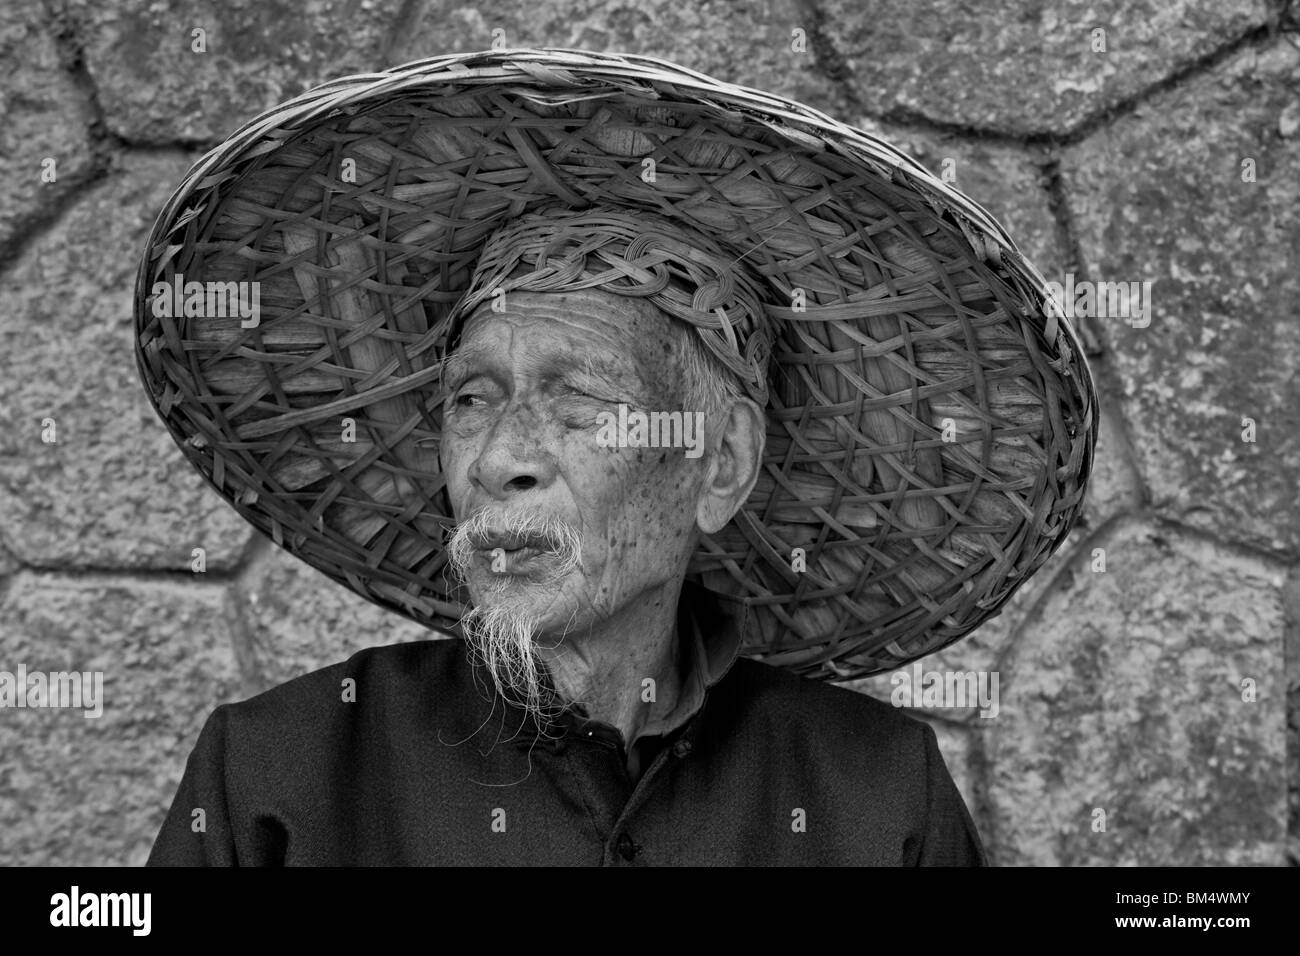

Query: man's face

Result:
[439,287,706,640]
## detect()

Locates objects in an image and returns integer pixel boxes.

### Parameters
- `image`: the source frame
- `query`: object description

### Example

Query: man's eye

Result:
[562,412,598,430]
[562,387,610,404]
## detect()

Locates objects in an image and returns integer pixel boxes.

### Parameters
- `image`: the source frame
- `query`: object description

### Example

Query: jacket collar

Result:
[629,579,747,742]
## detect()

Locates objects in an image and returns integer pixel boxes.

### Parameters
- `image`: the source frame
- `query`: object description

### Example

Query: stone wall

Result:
[1,0,1296,865]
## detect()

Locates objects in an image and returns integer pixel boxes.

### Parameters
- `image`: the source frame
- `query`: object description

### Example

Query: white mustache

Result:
[446,506,584,582]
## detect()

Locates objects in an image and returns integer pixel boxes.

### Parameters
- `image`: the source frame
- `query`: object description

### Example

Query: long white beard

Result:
[445,506,584,723]
[458,601,551,721]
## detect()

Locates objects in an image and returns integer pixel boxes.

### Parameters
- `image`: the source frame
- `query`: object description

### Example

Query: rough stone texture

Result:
[1063,42,1300,557]
[0,2,100,253]
[402,0,843,112]
[818,0,1273,136]
[984,516,1287,866]
[61,0,399,143]
[0,573,242,866]
[0,152,254,572]
[0,535,19,579]
[231,541,441,694]
[66,0,841,145]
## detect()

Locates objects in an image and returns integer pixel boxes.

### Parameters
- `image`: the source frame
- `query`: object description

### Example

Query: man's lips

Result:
[473,543,552,574]
[476,533,552,552]
[471,532,559,567]
[477,544,543,558]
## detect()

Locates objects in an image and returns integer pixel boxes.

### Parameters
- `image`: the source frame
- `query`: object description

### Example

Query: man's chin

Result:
[470,565,543,591]
[466,574,568,623]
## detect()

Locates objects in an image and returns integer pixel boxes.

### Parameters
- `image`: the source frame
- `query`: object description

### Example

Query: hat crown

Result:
[443,202,774,406]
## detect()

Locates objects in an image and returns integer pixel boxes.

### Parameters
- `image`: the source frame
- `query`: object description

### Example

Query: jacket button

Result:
[672,739,693,758]
[616,833,639,861]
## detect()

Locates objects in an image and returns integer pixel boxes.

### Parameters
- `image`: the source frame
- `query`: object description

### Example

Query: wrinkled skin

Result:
[439,287,765,741]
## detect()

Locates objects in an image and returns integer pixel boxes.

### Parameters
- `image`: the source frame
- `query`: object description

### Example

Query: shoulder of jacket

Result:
[214,637,464,731]
[724,657,933,744]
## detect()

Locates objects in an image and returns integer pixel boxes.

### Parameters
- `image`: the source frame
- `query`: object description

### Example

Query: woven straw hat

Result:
[133,47,1097,681]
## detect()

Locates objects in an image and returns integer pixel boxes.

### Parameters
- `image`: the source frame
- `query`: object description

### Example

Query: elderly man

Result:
[147,249,985,866]
[138,50,1095,867]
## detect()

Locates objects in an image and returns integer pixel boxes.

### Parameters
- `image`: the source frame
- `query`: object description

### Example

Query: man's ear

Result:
[696,398,766,535]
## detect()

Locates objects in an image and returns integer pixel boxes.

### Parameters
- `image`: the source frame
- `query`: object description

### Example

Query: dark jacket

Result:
[148,587,987,866]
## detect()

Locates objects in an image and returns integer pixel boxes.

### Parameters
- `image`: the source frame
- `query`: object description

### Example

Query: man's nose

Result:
[467,400,559,497]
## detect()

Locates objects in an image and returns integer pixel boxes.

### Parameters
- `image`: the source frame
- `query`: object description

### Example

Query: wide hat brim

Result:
[133,47,1097,681]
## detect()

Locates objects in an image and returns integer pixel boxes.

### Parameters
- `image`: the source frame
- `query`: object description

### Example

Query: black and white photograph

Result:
[0,0,1295,908]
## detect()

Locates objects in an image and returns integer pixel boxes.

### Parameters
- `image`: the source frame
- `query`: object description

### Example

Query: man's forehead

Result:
[444,337,634,385]
[450,292,671,375]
